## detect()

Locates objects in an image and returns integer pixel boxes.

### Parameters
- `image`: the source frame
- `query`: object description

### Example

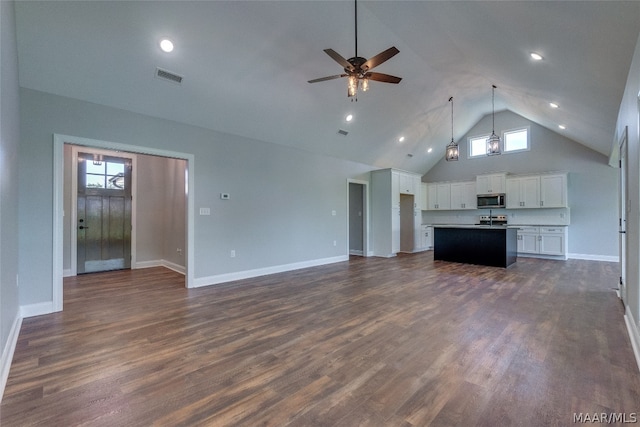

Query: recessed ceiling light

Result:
[160,38,174,53]
[398,136,405,143]
[345,114,353,122]
[427,148,433,153]
[530,52,543,61]
[558,124,566,130]
[549,102,559,109]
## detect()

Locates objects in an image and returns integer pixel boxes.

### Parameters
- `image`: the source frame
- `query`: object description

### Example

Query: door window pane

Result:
[84,158,126,190]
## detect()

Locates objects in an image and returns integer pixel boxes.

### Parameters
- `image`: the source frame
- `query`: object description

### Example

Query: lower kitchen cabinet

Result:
[420,225,433,250]
[515,226,567,259]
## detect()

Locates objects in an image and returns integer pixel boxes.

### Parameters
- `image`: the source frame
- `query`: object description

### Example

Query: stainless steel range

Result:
[478,214,507,226]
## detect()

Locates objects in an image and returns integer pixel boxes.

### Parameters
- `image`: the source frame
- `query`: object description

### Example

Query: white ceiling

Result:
[14,1,640,174]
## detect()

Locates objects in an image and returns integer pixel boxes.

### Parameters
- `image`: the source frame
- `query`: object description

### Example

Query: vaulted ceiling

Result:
[14,1,640,174]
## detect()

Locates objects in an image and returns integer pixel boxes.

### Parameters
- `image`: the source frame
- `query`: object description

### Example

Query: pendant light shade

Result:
[445,96,459,161]
[487,85,501,155]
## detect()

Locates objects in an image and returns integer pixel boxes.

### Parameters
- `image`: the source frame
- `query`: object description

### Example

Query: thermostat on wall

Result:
[220,193,230,200]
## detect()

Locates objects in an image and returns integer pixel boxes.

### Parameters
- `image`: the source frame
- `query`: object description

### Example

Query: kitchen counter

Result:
[433,226,517,268]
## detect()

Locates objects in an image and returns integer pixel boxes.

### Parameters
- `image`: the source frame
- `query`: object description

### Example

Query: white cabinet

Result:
[420,183,428,210]
[450,181,477,210]
[540,174,567,208]
[392,207,400,254]
[506,176,540,209]
[391,171,400,208]
[427,183,451,210]
[516,226,540,254]
[539,227,566,256]
[420,225,433,249]
[371,168,424,257]
[506,173,567,209]
[399,173,416,195]
[515,226,567,259]
[476,173,506,195]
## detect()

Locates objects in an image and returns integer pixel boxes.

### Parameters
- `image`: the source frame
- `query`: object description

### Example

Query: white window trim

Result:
[467,133,491,158]
[502,126,530,154]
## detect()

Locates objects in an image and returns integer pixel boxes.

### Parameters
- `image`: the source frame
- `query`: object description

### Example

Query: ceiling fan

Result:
[308,0,402,99]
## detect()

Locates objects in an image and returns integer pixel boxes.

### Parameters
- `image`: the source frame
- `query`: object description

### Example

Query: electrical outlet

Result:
[333,240,337,247]
[332,210,336,216]
[177,248,183,255]
[230,250,236,258]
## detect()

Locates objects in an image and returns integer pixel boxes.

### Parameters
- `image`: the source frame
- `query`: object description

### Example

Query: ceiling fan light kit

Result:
[308,0,401,100]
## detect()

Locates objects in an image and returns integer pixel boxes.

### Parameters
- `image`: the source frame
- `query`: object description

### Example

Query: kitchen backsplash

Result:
[422,207,571,226]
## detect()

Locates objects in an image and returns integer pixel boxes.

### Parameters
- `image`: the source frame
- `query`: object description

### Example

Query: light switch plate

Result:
[199,207,211,215]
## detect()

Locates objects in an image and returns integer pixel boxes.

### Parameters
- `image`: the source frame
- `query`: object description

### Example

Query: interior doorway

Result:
[399,194,415,253]
[348,180,368,257]
[53,134,195,313]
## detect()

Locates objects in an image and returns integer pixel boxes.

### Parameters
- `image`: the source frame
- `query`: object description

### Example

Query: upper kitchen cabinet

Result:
[540,174,567,208]
[450,181,477,210]
[506,176,540,209]
[427,183,451,210]
[399,173,416,195]
[476,173,507,195]
[506,173,567,209]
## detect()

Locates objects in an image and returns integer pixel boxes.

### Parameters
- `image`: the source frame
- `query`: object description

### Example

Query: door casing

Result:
[54,134,195,313]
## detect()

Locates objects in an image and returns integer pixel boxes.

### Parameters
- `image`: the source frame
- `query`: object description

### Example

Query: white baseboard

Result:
[624,307,640,373]
[135,259,185,275]
[63,269,73,277]
[193,255,349,288]
[20,301,54,318]
[568,253,619,262]
[349,250,364,256]
[0,314,22,402]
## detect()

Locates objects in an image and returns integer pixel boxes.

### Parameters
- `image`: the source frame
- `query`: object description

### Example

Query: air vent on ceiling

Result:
[337,129,349,136]
[155,68,183,84]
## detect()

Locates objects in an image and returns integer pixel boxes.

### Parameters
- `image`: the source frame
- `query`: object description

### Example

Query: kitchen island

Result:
[433,225,517,268]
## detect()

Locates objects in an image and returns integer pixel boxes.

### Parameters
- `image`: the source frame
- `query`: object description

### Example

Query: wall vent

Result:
[155,68,183,84]
[337,129,349,136]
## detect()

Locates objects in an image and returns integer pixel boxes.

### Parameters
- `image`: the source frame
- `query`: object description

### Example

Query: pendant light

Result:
[445,96,459,161]
[486,84,501,155]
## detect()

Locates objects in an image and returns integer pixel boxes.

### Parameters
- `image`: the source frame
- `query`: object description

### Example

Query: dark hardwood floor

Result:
[2,252,639,426]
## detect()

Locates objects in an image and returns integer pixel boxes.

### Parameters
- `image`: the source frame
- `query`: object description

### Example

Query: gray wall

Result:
[19,88,374,306]
[136,154,186,267]
[615,33,640,334]
[424,110,619,258]
[1,0,21,373]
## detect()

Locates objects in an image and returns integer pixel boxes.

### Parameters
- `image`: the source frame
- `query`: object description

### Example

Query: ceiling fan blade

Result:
[308,74,347,84]
[323,49,355,71]
[362,46,400,71]
[366,72,402,84]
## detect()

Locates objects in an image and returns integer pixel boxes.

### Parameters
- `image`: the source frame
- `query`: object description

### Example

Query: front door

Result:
[77,152,132,274]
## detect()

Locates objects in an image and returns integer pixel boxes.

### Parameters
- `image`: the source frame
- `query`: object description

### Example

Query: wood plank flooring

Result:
[2,252,639,426]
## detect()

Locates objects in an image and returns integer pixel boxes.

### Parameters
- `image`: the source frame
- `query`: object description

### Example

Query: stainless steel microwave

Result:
[477,193,506,209]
